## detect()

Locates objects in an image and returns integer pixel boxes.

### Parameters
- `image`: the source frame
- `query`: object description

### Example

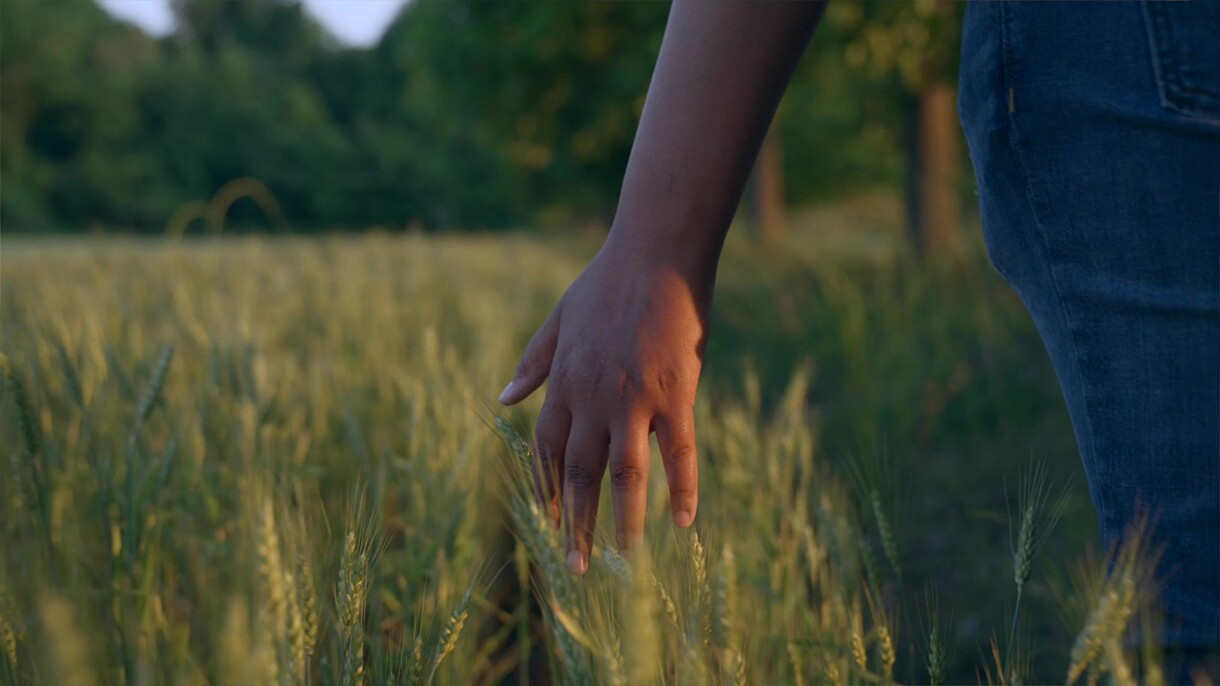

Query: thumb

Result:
[499,308,560,405]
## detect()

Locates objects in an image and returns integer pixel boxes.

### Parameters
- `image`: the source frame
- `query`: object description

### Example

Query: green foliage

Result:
[831,0,965,91]
[1,0,961,233]
[363,2,670,229]
[0,0,159,229]
[0,213,1151,683]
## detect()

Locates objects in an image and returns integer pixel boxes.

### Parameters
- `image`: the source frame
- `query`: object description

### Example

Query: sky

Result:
[97,0,409,48]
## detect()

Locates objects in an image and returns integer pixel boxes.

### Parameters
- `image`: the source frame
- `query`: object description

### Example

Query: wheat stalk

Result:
[623,553,660,686]
[876,623,896,685]
[653,572,682,636]
[870,489,902,579]
[605,637,626,686]
[550,605,589,685]
[850,603,869,676]
[679,641,710,685]
[426,589,470,686]
[0,602,17,675]
[134,344,174,429]
[600,548,630,583]
[285,563,305,685]
[1068,571,1135,684]
[787,641,805,686]
[257,501,288,629]
[866,588,896,686]
[712,542,737,651]
[337,529,370,686]
[825,658,846,686]
[40,593,96,686]
[1,354,40,457]
[408,635,425,686]
[1139,608,1166,686]
[1104,637,1135,686]
[926,616,946,686]
[1085,660,1103,686]
[1068,590,1113,684]
[220,599,257,685]
[857,532,882,595]
[253,500,287,686]
[1007,462,1065,674]
[298,554,319,671]
[691,531,712,647]
[732,650,747,686]
[53,339,85,409]
[1012,502,1036,596]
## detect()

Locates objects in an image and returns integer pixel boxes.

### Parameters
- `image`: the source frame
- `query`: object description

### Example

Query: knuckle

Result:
[564,463,599,488]
[655,368,681,396]
[515,357,532,376]
[617,368,646,398]
[609,465,644,488]
[534,443,556,469]
[533,437,559,469]
[664,444,697,468]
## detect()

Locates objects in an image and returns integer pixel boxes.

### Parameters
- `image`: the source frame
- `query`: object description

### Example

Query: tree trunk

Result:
[906,81,959,255]
[754,124,787,245]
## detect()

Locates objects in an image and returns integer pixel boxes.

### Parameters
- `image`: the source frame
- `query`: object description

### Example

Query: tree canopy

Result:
[1,0,947,234]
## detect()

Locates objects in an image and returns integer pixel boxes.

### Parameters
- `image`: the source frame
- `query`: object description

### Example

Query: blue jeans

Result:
[958,0,1220,670]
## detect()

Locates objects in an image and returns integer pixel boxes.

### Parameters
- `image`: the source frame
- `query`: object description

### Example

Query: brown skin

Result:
[499,0,826,575]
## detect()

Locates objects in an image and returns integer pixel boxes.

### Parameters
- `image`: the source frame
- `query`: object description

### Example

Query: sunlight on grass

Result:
[0,225,1159,684]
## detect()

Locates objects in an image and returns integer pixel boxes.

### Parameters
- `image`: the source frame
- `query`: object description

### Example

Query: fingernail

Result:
[673,510,693,528]
[498,380,516,404]
[566,550,587,575]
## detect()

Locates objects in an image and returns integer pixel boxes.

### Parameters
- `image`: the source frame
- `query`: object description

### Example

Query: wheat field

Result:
[0,218,1164,685]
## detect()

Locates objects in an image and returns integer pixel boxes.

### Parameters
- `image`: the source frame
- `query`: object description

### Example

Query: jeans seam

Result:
[1140,0,1220,118]
[1141,0,1173,109]
[1000,1,1108,527]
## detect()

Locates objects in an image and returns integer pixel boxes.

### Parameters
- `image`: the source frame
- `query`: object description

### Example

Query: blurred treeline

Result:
[1,0,964,235]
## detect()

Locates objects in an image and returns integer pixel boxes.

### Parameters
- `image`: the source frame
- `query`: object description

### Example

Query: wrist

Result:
[603,224,719,296]
[603,199,726,291]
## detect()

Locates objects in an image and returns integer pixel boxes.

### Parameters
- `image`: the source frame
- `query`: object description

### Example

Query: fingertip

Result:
[566,550,588,575]
[501,377,544,405]
[673,509,694,528]
[498,379,518,405]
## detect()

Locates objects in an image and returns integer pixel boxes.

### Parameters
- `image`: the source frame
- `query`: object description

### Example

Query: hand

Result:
[499,239,709,574]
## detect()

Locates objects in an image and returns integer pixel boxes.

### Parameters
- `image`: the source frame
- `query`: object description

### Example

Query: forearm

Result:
[607,0,826,282]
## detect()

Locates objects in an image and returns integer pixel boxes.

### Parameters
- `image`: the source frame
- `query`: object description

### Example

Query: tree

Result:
[752,126,788,244]
[377,0,670,228]
[169,0,331,72]
[829,0,965,255]
[0,0,161,229]
[747,1,913,246]
[1,0,928,234]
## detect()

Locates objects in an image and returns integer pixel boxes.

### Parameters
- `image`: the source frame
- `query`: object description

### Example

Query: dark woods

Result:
[1,0,961,239]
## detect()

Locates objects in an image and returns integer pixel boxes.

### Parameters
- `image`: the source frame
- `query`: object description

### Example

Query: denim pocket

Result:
[1142,0,1220,120]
